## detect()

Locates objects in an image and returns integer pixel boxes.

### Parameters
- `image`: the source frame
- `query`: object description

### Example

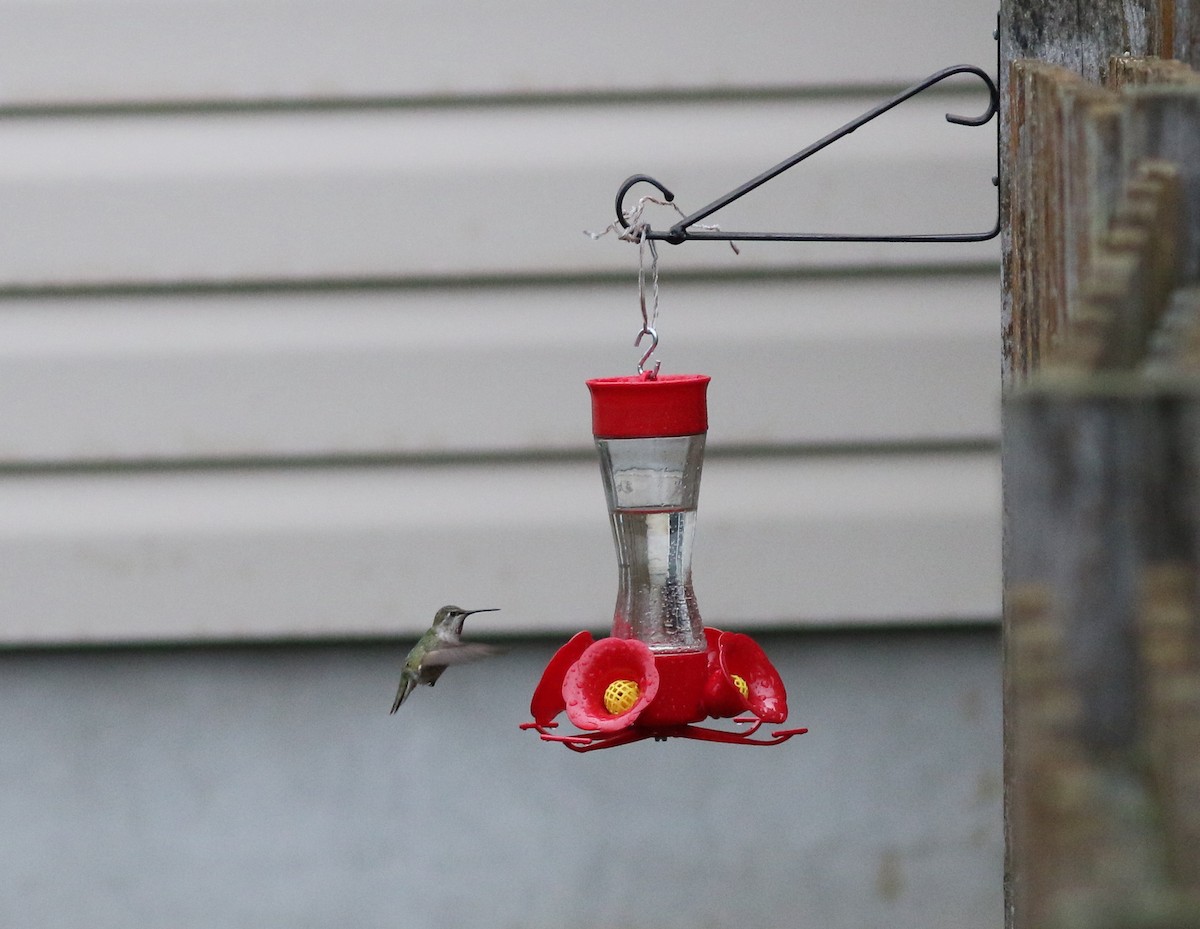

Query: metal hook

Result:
[612,62,1000,245]
[615,175,675,230]
[635,327,660,378]
[940,65,1000,126]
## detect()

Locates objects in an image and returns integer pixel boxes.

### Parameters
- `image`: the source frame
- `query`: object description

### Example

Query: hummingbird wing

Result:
[422,642,504,668]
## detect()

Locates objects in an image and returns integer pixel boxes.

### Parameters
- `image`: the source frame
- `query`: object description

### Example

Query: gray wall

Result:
[1,629,1001,929]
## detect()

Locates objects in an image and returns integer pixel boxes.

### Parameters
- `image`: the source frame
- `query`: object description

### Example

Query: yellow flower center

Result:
[603,679,640,714]
[731,674,749,698]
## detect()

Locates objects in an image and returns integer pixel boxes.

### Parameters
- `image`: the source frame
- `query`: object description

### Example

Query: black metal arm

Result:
[613,63,1000,246]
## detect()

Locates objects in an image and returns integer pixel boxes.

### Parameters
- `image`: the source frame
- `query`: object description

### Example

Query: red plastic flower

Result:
[562,637,660,732]
[703,628,750,719]
[529,630,594,727]
[703,629,788,723]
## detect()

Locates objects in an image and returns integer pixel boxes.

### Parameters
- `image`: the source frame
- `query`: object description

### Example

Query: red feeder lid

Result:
[587,373,710,438]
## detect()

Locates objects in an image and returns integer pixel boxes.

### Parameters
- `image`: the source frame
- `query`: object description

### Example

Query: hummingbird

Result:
[389,605,501,713]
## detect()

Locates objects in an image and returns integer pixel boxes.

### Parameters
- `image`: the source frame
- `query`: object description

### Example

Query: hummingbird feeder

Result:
[521,372,808,751]
[521,54,1001,751]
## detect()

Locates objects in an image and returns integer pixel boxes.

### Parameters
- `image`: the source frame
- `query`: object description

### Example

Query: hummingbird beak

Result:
[465,608,499,617]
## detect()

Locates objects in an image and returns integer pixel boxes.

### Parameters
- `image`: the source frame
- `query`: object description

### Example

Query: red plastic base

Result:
[523,627,806,751]
[633,651,707,727]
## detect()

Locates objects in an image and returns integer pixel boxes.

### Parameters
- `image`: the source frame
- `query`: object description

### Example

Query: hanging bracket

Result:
[613,62,1000,246]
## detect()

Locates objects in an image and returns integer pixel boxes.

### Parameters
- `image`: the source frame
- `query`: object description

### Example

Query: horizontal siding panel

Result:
[0,95,999,289]
[0,274,999,464]
[0,451,1000,646]
[0,1,1000,107]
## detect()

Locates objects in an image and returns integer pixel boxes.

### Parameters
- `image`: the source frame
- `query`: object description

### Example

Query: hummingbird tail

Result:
[390,676,415,714]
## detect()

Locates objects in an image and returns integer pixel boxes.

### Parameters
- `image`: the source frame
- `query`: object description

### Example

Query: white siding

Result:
[0,1,998,105]
[0,1,1001,644]
[0,275,997,463]
[0,452,999,644]
[0,97,997,287]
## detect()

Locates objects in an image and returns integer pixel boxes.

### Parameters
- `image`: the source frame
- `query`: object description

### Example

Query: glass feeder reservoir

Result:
[522,372,806,751]
[592,374,708,654]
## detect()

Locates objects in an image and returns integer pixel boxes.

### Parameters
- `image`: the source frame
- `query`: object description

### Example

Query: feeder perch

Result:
[521,372,808,751]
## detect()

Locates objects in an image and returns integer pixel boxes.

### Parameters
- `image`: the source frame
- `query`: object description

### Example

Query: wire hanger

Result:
[613,63,1000,246]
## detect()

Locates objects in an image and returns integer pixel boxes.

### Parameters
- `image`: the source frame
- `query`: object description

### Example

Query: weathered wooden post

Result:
[1001,2,1200,927]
